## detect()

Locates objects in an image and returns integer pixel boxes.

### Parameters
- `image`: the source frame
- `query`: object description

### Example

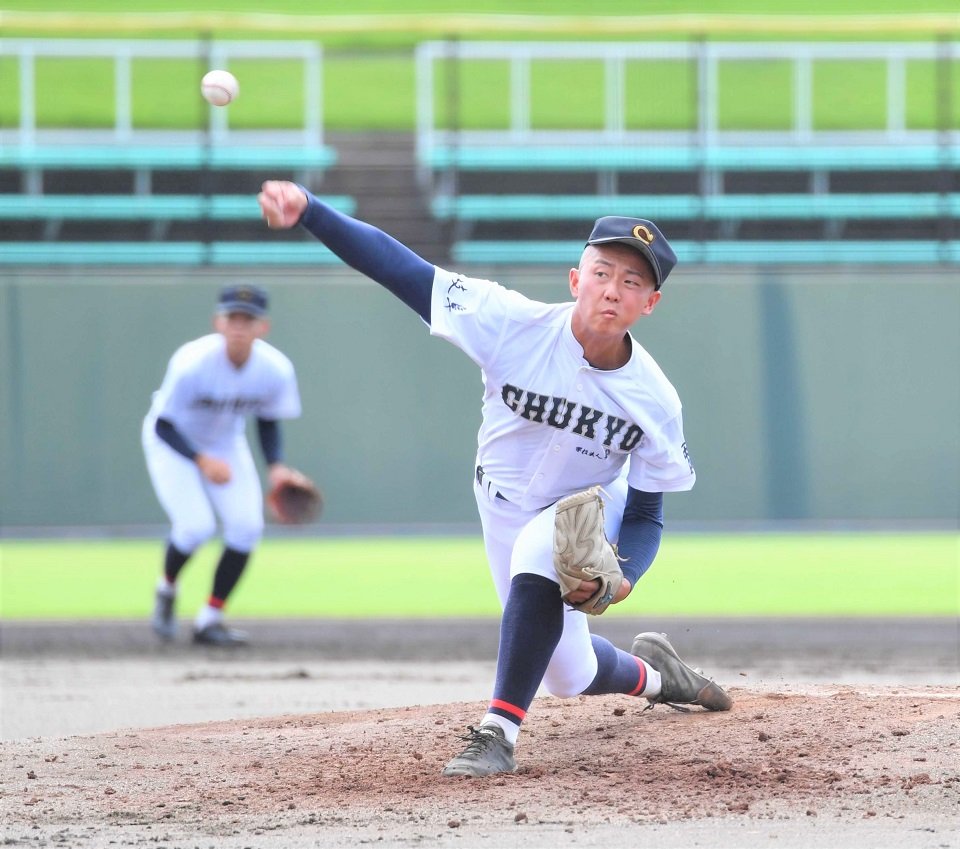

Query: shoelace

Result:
[455,725,500,756]
[643,700,692,714]
[643,666,713,713]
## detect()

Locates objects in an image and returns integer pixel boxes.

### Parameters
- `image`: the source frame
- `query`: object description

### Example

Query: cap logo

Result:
[632,224,655,244]
[237,288,253,301]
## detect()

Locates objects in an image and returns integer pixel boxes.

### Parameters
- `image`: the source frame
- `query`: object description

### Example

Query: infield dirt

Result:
[1,618,957,848]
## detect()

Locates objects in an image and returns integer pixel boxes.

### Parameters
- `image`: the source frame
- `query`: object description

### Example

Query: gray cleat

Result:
[192,622,249,647]
[441,724,517,778]
[631,631,733,711]
[151,588,177,641]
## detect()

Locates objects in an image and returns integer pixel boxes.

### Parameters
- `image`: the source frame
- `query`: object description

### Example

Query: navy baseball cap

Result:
[217,284,268,317]
[586,216,678,289]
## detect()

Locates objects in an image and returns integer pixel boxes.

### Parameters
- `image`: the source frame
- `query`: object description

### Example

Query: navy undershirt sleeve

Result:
[256,418,283,465]
[298,190,435,322]
[616,487,665,587]
[155,417,197,461]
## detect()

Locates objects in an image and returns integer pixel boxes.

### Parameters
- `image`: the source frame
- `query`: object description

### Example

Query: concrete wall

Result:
[2,265,957,529]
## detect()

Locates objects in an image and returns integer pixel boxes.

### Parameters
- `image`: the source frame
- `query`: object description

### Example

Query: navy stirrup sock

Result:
[581,634,647,696]
[163,542,190,584]
[486,573,564,726]
[211,547,251,604]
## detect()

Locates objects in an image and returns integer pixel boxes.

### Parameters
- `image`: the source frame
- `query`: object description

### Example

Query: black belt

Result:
[476,465,508,501]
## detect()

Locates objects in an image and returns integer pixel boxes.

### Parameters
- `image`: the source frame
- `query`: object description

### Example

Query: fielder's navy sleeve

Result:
[155,417,198,461]
[298,190,434,322]
[616,487,664,587]
[256,418,283,466]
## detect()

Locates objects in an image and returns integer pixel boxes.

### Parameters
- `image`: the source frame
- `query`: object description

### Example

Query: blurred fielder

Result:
[142,284,302,647]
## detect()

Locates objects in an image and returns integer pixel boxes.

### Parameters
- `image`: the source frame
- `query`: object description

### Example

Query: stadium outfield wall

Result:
[1,265,957,529]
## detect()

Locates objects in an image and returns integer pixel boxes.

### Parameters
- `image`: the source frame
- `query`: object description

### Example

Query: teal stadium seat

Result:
[0,193,356,264]
[0,194,355,221]
[424,142,959,266]
[452,240,960,265]
[0,242,342,265]
[426,144,959,172]
[0,144,351,264]
[432,193,960,222]
[1,144,338,171]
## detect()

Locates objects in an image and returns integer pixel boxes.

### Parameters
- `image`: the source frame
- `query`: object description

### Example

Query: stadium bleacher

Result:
[0,37,957,265]
[0,194,354,222]
[428,158,959,258]
[0,241,340,265]
[415,40,959,266]
[0,38,349,264]
[423,145,959,266]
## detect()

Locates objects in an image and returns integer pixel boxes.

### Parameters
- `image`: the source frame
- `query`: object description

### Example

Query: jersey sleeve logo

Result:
[682,441,695,474]
[444,276,468,312]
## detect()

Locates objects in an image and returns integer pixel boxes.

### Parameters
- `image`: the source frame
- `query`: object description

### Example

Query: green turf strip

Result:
[5,1,960,21]
[1,533,956,619]
[1,2,957,133]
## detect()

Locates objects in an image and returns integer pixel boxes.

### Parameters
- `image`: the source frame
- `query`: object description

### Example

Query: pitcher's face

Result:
[570,243,661,338]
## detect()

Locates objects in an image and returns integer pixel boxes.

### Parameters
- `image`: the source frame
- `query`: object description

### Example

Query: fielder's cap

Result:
[217,284,268,317]
[586,216,678,289]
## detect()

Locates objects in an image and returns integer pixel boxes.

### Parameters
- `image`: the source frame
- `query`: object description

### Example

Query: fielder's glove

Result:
[553,486,624,615]
[267,470,322,525]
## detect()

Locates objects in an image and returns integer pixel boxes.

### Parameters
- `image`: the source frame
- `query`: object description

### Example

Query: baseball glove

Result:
[553,486,624,615]
[267,471,322,525]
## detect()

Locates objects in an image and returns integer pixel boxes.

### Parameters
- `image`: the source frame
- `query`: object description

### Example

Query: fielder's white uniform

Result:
[430,268,695,697]
[142,333,301,554]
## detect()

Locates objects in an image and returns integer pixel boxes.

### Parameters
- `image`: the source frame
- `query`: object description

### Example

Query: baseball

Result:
[201,69,239,107]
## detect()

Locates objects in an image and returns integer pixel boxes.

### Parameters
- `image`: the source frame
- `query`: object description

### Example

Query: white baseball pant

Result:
[473,470,628,699]
[142,417,264,554]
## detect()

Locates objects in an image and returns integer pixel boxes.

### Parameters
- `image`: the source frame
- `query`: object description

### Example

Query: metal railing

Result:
[415,39,959,167]
[0,38,325,148]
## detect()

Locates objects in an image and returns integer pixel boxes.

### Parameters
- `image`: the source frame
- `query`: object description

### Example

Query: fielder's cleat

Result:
[151,588,177,641]
[631,631,733,712]
[192,622,249,647]
[441,724,516,778]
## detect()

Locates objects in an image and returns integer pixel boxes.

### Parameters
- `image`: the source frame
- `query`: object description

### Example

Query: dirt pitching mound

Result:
[3,686,957,847]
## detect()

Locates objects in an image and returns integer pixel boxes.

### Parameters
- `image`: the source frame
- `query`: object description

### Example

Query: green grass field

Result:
[5,54,954,134]
[1,4,956,625]
[6,1,960,30]
[1,3,957,132]
[1,532,956,620]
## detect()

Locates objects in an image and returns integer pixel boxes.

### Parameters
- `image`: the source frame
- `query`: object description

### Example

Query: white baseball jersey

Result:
[429,269,695,511]
[145,333,301,452]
